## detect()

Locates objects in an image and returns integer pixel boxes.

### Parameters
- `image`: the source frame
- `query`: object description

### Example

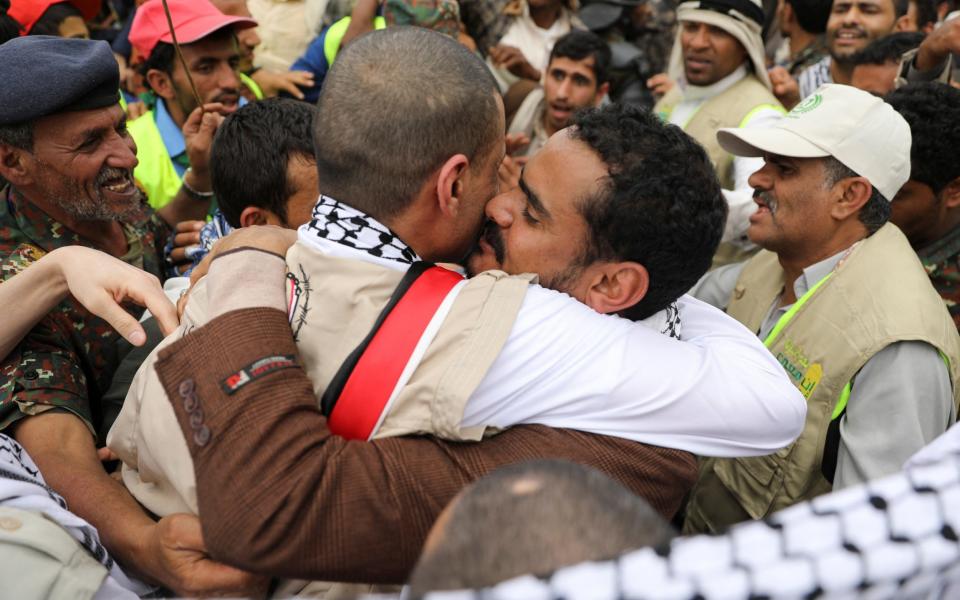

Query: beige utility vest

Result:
[655,74,783,268]
[287,243,534,441]
[110,244,533,519]
[684,224,960,533]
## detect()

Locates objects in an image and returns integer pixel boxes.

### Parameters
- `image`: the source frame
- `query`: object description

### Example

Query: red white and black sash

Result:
[321,262,466,440]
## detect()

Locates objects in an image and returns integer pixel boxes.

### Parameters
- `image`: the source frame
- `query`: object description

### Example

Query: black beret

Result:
[0,36,120,126]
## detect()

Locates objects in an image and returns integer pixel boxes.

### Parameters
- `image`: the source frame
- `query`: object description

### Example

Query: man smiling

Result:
[0,37,259,595]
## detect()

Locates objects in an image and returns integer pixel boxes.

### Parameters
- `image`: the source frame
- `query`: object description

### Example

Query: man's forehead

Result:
[550,54,597,73]
[35,104,125,139]
[182,30,240,57]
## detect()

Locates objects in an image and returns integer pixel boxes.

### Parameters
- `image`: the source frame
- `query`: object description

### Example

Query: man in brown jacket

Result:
[149,28,805,584]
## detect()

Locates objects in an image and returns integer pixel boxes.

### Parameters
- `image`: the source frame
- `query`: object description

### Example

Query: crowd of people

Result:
[0,0,958,597]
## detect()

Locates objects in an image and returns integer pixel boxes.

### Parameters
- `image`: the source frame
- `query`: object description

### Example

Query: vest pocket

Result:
[713,451,787,520]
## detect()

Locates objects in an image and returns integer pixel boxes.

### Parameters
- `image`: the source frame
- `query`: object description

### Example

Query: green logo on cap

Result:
[787,93,822,118]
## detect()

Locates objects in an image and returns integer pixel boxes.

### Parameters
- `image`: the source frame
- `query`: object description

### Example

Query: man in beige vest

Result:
[687,83,960,533]
[653,0,785,268]
[110,30,806,526]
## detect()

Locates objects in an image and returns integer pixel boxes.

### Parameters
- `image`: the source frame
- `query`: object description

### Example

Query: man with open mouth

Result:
[653,0,786,270]
[0,36,263,597]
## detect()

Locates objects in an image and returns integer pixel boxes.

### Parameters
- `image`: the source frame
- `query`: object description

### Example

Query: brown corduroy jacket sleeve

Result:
[156,307,697,584]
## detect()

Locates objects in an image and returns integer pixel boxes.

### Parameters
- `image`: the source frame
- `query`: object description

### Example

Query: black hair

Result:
[211,98,318,228]
[408,460,674,598]
[28,2,82,36]
[548,30,612,85]
[313,27,500,223]
[569,104,726,320]
[0,0,21,43]
[823,157,890,233]
[913,0,939,29]
[0,121,32,150]
[853,31,924,66]
[892,0,912,18]
[886,83,960,195]
[785,0,833,34]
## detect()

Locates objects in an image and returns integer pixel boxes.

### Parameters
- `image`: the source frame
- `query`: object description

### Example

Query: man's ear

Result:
[0,144,33,187]
[594,82,610,105]
[893,14,914,31]
[942,178,960,210]
[583,261,649,314]
[831,176,873,221]
[145,68,177,101]
[239,206,284,228]
[435,154,469,219]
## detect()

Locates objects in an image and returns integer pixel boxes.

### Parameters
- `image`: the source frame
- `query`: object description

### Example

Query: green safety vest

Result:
[126,77,264,210]
[323,16,386,67]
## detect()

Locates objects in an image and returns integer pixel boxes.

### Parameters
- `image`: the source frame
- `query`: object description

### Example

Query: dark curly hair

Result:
[569,104,726,320]
[885,83,960,196]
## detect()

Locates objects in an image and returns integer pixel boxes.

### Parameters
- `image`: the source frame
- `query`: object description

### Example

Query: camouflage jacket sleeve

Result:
[0,245,93,435]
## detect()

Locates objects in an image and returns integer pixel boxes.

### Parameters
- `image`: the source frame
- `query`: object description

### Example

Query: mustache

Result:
[753,189,779,215]
[212,90,240,104]
[95,167,133,188]
[481,220,506,264]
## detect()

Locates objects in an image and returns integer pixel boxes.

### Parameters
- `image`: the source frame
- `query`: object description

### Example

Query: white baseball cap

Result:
[716,84,912,201]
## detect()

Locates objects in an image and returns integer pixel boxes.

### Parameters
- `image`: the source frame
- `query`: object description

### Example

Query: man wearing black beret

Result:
[0,36,263,596]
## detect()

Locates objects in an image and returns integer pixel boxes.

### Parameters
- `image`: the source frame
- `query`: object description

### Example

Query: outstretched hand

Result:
[51,246,178,344]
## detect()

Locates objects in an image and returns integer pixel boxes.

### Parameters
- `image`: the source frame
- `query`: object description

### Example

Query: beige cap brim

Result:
[717,127,832,159]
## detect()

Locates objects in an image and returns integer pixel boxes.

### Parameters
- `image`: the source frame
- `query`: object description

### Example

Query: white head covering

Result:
[667,0,772,90]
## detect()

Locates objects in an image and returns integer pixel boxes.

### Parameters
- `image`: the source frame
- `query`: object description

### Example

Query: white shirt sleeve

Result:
[462,288,806,457]
[721,107,783,244]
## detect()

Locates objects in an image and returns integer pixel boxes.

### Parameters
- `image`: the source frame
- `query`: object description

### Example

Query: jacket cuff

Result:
[154,308,300,457]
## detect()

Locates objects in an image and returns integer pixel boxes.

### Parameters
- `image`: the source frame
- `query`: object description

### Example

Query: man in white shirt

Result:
[111,28,805,520]
[653,0,785,267]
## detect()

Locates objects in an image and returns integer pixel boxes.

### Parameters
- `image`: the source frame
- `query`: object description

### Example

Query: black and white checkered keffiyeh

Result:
[0,435,150,595]
[302,195,419,264]
[301,196,682,339]
[422,427,960,600]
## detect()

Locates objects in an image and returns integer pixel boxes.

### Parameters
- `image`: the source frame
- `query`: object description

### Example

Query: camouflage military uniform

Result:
[919,224,960,332]
[0,186,169,438]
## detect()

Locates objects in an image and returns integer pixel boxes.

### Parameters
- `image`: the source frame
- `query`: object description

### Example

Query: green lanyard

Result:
[761,273,851,420]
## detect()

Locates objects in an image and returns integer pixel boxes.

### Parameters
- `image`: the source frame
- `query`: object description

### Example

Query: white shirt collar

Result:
[681,64,749,101]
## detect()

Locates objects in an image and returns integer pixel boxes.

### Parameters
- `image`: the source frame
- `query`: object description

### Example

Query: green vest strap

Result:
[239,72,264,100]
[323,16,387,67]
[127,110,183,210]
[738,103,787,127]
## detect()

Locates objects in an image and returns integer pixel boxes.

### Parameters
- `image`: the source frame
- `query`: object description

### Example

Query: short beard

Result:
[540,263,584,295]
[36,161,142,222]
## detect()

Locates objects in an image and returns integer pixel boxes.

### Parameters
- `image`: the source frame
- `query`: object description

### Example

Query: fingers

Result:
[173,231,201,248]
[175,220,205,234]
[505,132,531,155]
[116,273,179,339]
[146,293,179,337]
[97,447,119,462]
[92,292,150,346]
[169,245,199,264]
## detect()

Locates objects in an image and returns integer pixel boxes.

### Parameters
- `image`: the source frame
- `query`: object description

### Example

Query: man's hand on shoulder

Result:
[140,514,269,597]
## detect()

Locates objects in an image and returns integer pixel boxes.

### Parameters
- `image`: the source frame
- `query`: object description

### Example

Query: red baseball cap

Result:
[8,0,101,35]
[129,0,256,59]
